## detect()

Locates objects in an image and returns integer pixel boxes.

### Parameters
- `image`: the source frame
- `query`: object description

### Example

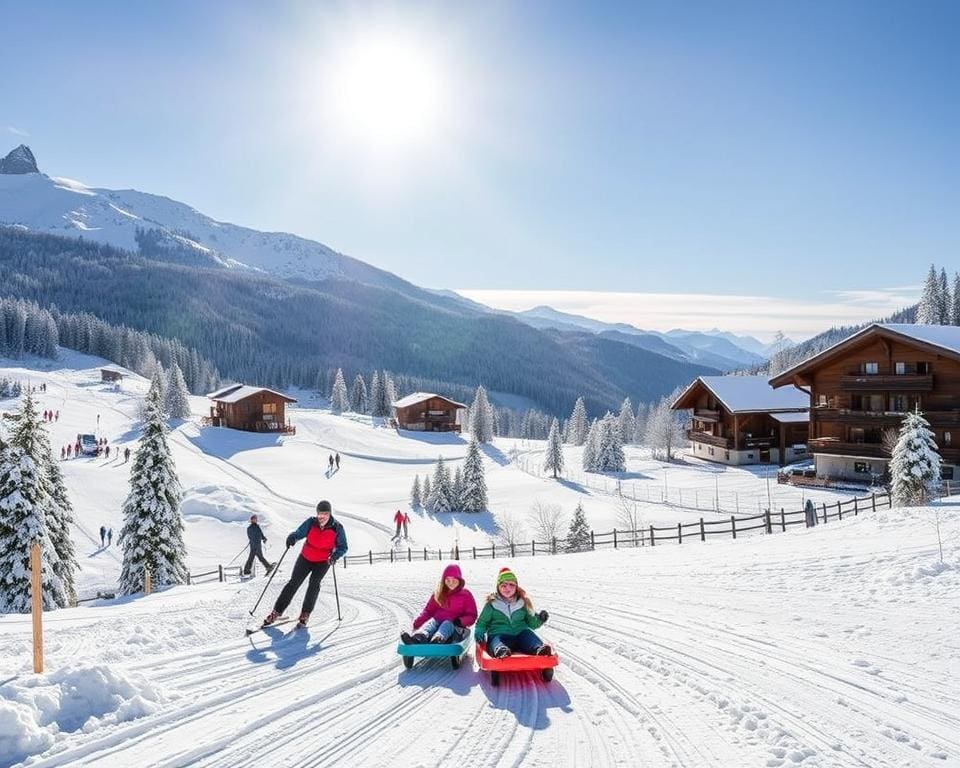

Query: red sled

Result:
[476,642,558,686]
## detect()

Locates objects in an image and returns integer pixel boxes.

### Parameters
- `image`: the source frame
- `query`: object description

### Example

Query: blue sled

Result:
[397,628,473,670]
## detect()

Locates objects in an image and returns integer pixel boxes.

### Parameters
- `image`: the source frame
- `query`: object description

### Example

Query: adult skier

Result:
[335,452,341,469]
[260,500,347,629]
[99,525,106,547]
[391,509,405,541]
[244,514,274,575]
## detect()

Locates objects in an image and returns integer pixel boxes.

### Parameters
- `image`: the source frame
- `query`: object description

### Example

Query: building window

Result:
[854,461,870,474]
[263,403,277,414]
[725,450,730,460]
[862,362,879,374]
[817,394,828,407]
[895,362,906,375]
[945,432,952,446]
[917,362,931,375]
[747,453,754,460]
[942,466,955,480]
[708,447,714,456]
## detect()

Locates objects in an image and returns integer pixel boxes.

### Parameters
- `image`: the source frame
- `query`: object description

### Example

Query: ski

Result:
[244,616,290,636]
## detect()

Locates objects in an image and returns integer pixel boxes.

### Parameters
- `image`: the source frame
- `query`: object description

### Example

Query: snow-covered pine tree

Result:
[44,453,79,606]
[939,268,951,324]
[330,368,349,414]
[382,373,397,416]
[890,410,942,507]
[633,402,648,444]
[350,374,368,413]
[566,396,588,445]
[543,418,564,478]
[422,475,432,511]
[118,375,188,595]
[0,392,67,612]
[953,272,960,326]
[582,419,599,471]
[369,371,384,416]
[618,398,635,444]
[565,501,592,552]
[165,361,192,419]
[470,385,494,443]
[596,413,626,472]
[410,474,422,508]
[451,465,464,511]
[427,457,453,513]
[460,437,488,512]
[917,264,940,324]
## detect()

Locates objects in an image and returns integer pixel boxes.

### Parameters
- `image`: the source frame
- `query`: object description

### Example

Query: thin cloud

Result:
[455,288,920,343]
[4,125,29,137]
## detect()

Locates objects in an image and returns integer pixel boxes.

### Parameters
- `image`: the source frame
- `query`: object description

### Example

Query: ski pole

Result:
[249,545,289,616]
[228,543,249,567]
[331,560,341,621]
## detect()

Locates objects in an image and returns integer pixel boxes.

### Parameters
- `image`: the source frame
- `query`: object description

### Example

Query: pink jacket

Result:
[413,564,478,629]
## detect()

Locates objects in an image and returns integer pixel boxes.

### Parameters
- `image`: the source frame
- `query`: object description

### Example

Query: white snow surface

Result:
[0,349,958,767]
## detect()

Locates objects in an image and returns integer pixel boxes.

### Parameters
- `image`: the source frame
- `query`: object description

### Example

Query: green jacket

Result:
[474,596,542,641]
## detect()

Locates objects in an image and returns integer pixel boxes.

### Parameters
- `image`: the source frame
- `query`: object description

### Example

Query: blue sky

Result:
[2,1,958,339]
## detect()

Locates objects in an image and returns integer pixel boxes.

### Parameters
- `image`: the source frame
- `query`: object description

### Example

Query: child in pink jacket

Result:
[401,563,478,644]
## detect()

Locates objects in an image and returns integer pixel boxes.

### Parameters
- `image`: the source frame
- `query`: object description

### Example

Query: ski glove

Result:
[285,533,297,548]
[538,610,549,623]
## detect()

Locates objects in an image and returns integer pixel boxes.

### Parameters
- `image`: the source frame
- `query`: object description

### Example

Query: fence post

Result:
[613,529,618,549]
[472,546,476,559]
[144,568,152,596]
[590,531,596,550]
[390,549,394,563]
[677,522,682,544]
[532,540,536,556]
[492,544,496,559]
[765,509,772,534]
[700,518,705,542]
[552,537,557,555]
[730,516,737,540]
[510,543,515,558]
[650,525,655,547]
[437,548,441,560]
[218,564,224,583]
[369,550,373,565]
[31,542,43,674]
[870,493,875,513]
[455,545,460,560]
[780,508,786,532]
[853,498,858,517]
[839,502,843,521]
[408,548,412,562]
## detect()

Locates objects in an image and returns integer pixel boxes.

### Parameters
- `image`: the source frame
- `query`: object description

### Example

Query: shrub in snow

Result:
[890,411,941,507]
[119,374,188,595]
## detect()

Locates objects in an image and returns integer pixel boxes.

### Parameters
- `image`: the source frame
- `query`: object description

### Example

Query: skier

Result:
[99,525,106,547]
[55,410,59,421]
[66,444,72,459]
[335,452,341,469]
[804,499,817,528]
[124,446,131,463]
[107,528,113,546]
[244,514,274,575]
[473,567,552,659]
[401,563,477,645]
[60,446,65,460]
[328,454,334,473]
[402,511,410,540]
[260,500,347,629]
[391,509,405,541]
[105,445,111,459]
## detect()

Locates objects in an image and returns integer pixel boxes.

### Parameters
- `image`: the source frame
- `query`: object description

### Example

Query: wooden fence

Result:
[340,490,896,568]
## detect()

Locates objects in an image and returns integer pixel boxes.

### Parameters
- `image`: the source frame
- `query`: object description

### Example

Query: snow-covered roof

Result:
[392,392,468,409]
[771,323,960,387]
[770,411,810,424]
[207,384,296,404]
[673,375,809,414]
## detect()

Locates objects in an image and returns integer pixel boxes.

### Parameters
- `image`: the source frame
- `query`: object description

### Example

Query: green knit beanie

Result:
[496,567,517,587]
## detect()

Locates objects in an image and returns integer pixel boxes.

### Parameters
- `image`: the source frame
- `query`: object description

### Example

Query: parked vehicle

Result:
[78,433,98,456]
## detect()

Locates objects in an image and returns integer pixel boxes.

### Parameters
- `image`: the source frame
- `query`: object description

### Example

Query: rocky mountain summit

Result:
[0,144,39,174]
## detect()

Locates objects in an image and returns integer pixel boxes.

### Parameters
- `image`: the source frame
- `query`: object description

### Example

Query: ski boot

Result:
[296,612,310,629]
[261,610,281,628]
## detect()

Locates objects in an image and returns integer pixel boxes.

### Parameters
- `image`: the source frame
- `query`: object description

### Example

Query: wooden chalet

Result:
[100,367,124,383]
[672,375,809,466]
[205,384,296,434]
[770,323,960,482]
[392,392,467,432]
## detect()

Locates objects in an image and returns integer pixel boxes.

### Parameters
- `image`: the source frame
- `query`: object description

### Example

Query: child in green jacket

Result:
[474,567,552,658]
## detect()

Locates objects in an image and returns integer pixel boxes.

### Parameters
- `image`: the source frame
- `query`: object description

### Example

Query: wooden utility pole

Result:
[30,542,43,674]
[144,568,152,596]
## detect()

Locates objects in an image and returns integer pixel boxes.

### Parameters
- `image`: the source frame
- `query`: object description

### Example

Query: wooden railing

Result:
[687,430,730,448]
[839,374,933,391]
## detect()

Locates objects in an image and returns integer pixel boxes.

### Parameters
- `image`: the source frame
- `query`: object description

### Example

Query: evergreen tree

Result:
[0,393,67,612]
[427,457,453,513]
[543,418,565,478]
[633,402,648,444]
[330,368,349,414]
[119,376,188,595]
[953,273,960,326]
[596,413,626,472]
[939,268,951,324]
[382,372,397,416]
[350,373,368,414]
[165,361,192,419]
[410,474,422,508]
[890,410,942,507]
[917,264,940,324]
[369,371,384,416]
[460,438,488,512]
[565,501,592,552]
[567,396,589,445]
[582,419,600,471]
[44,454,79,606]
[470,385,494,443]
[422,475,432,511]
[618,398,635,444]
[451,465,464,511]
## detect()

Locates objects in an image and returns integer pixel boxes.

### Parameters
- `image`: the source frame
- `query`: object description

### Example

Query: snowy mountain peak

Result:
[0,144,39,174]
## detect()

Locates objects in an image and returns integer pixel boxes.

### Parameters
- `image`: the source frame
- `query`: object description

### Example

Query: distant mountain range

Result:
[0,145,744,414]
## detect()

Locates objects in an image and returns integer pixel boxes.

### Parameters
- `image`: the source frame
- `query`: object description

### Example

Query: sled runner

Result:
[476,641,558,685]
[397,629,473,670]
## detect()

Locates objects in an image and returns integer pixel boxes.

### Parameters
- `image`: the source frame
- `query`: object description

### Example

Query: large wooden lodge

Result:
[672,375,809,466]
[204,384,296,434]
[770,323,960,482]
[392,392,467,432]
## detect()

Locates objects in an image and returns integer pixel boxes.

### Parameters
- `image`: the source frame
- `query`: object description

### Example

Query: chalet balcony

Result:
[813,408,960,427]
[742,436,776,449]
[692,408,721,423]
[839,374,933,392]
[687,429,731,448]
[808,438,887,458]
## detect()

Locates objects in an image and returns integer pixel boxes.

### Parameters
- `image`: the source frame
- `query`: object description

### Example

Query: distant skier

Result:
[244,514,274,576]
[391,509,405,542]
[260,500,347,629]
[401,563,477,645]
[107,528,113,546]
[99,525,107,547]
[66,444,72,459]
[328,454,334,473]
[402,511,410,539]
[335,452,341,469]
[124,446,131,463]
[61,446,66,460]
[105,445,111,459]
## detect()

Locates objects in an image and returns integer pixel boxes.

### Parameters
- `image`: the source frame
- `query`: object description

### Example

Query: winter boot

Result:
[261,610,281,627]
[534,644,553,656]
[494,645,511,659]
[265,563,275,575]
[297,612,310,629]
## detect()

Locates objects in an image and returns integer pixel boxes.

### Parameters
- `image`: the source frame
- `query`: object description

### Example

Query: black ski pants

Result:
[273,555,330,615]
[243,546,271,575]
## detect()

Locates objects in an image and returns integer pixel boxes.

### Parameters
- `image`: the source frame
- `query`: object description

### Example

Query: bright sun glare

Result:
[329,33,444,151]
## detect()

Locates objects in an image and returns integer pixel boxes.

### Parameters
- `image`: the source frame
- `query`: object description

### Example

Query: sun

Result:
[328,33,445,151]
